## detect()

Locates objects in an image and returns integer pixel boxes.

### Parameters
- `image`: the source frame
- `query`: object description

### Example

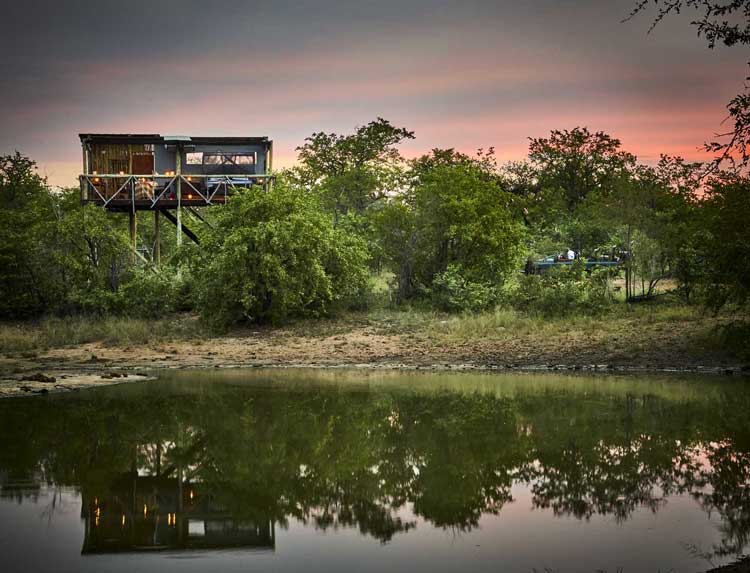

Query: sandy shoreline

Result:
[2,331,748,398]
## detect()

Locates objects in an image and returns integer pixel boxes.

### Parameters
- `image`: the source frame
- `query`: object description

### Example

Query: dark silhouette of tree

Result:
[626,0,750,169]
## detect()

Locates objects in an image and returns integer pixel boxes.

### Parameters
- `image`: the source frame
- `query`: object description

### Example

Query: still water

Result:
[1,369,749,573]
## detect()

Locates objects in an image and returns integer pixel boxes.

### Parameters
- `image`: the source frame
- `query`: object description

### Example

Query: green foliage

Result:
[699,175,750,310]
[53,191,132,314]
[193,181,371,326]
[117,269,187,318]
[294,117,413,221]
[1,121,747,329]
[431,264,497,312]
[528,127,636,212]
[514,261,613,317]
[714,321,750,360]
[0,153,59,317]
[378,150,525,305]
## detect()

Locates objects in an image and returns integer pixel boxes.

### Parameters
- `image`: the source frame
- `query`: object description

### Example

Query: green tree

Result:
[699,173,750,310]
[528,127,636,212]
[522,128,638,260]
[193,179,371,326]
[295,117,414,224]
[52,189,131,314]
[378,150,525,309]
[589,156,704,301]
[0,153,59,317]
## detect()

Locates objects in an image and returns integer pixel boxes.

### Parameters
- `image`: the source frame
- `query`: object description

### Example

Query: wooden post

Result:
[176,147,182,248]
[154,209,161,265]
[265,141,273,192]
[129,210,137,263]
[625,224,632,302]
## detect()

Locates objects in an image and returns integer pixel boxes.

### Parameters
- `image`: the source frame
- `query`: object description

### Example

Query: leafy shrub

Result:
[513,260,612,317]
[194,182,371,327]
[66,288,123,316]
[431,264,497,312]
[117,269,185,318]
[714,321,750,360]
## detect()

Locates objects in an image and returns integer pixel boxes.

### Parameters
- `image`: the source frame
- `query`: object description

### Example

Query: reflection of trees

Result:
[0,377,749,555]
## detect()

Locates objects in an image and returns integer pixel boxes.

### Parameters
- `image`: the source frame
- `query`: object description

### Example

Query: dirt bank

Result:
[1,310,748,398]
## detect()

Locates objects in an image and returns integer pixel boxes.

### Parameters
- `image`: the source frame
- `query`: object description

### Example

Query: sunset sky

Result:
[1,0,746,188]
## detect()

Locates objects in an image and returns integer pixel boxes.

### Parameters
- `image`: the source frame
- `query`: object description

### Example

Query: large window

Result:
[203,152,256,166]
[186,152,203,165]
[234,154,255,165]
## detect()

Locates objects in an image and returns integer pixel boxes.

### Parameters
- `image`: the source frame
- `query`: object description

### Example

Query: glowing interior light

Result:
[189,490,194,500]
[187,193,193,199]
[118,170,124,175]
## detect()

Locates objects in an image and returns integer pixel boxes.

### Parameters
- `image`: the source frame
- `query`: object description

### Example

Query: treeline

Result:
[1,119,748,327]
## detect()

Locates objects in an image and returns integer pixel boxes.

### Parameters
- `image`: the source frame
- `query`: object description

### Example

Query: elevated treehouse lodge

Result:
[79,133,273,262]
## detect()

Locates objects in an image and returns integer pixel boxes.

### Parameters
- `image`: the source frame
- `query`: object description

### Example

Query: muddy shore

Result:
[2,321,748,397]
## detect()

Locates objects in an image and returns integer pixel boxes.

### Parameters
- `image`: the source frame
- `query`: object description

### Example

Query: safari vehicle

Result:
[527,253,622,274]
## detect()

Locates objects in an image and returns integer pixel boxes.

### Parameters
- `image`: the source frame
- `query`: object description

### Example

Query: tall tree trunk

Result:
[397,233,417,304]
[625,224,632,302]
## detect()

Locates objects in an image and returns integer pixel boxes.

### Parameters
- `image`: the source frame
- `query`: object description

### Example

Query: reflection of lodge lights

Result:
[143,504,148,517]
[167,513,176,526]
[121,514,126,527]
[189,490,194,500]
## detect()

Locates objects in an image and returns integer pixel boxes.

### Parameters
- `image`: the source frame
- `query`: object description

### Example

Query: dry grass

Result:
[1,302,743,369]
[0,315,203,353]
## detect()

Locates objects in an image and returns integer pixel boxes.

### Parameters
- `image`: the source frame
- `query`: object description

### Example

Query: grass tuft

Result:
[0,315,203,353]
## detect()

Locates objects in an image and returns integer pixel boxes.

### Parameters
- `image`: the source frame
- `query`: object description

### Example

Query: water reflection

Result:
[81,473,274,553]
[0,370,749,564]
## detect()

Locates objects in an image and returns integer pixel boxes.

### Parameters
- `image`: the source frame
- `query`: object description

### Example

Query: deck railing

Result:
[79,173,274,208]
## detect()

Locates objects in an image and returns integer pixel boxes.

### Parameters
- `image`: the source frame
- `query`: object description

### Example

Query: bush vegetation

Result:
[192,182,370,326]
[0,119,748,338]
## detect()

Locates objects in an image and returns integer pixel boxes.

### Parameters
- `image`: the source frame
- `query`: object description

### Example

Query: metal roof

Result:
[79,133,270,145]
